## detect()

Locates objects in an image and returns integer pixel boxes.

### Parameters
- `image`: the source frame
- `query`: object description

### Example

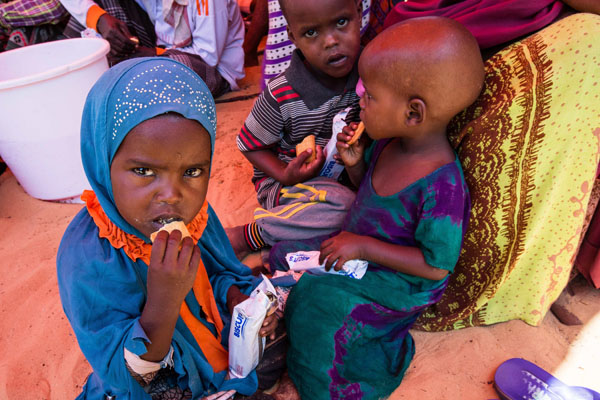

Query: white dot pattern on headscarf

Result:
[110,63,216,139]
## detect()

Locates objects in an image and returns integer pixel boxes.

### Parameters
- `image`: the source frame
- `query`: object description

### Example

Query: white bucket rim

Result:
[0,38,110,90]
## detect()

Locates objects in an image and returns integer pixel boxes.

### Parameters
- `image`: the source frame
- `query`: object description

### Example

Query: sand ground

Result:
[0,66,599,399]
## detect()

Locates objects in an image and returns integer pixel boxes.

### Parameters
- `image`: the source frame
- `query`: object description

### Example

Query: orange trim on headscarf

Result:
[81,190,228,372]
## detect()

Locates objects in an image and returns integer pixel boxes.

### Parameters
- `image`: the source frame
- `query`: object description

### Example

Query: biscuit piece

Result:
[150,220,191,243]
[296,135,316,164]
[347,121,364,145]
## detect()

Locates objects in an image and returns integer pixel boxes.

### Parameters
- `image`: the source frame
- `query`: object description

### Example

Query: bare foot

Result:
[272,372,300,400]
[225,225,252,261]
[550,279,584,326]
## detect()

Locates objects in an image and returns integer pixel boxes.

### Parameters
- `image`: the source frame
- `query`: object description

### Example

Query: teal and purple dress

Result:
[271,139,471,399]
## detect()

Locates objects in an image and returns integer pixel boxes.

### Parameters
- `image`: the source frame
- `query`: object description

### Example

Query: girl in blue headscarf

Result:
[57,58,279,399]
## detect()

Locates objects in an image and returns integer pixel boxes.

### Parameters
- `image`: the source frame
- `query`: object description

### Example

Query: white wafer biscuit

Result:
[150,220,191,243]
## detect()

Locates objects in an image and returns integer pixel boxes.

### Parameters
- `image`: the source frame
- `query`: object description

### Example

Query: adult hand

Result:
[336,122,366,168]
[147,230,201,311]
[282,144,325,186]
[96,13,137,57]
[319,231,365,271]
[107,46,157,66]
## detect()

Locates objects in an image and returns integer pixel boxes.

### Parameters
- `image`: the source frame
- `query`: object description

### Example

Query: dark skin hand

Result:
[334,122,368,188]
[96,13,137,57]
[108,45,157,65]
[139,230,277,363]
[226,284,278,339]
[319,231,449,281]
[243,145,326,187]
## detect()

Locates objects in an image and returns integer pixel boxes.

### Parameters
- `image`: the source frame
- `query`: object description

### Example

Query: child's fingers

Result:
[189,245,202,272]
[149,230,169,264]
[324,254,338,271]
[177,237,200,273]
[314,145,324,158]
[319,242,332,264]
[333,256,347,271]
[163,230,184,262]
[295,149,313,165]
[259,314,278,337]
[333,154,344,164]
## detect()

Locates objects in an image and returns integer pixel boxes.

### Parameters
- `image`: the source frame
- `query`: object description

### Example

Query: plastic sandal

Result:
[494,358,600,400]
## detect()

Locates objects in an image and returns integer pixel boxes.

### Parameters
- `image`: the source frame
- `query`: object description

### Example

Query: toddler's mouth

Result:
[328,54,347,66]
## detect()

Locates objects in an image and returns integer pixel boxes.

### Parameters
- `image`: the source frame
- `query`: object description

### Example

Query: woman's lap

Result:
[417,12,600,331]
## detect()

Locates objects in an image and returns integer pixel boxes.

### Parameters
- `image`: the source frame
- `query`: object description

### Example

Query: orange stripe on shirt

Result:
[196,0,209,15]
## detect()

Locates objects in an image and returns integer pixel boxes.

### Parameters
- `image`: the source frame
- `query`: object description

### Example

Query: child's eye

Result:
[304,29,317,38]
[184,168,203,177]
[337,18,349,28]
[132,167,154,176]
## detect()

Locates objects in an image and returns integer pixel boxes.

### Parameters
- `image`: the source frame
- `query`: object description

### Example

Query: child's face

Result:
[286,0,361,82]
[358,62,406,140]
[110,114,212,238]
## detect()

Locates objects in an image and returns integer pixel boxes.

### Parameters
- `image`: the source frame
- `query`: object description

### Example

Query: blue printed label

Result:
[233,313,247,338]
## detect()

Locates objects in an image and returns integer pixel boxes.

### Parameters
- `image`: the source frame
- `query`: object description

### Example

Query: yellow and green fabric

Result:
[417,13,600,330]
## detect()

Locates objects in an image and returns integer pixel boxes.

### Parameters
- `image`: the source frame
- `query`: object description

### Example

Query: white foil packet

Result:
[228,275,277,379]
[285,250,368,279]
[319,107,351,180]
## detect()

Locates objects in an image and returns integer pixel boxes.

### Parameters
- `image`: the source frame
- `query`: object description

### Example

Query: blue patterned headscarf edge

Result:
[80,57,217,241]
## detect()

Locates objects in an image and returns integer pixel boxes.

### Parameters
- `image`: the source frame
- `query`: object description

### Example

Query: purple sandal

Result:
[494,358,600,400]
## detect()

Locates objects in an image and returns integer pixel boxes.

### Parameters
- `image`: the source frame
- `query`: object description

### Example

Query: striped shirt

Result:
[237,50,360,208]
[0,0,67,30]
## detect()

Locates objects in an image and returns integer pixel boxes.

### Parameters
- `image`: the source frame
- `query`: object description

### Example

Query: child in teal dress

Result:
[269,16,485,399]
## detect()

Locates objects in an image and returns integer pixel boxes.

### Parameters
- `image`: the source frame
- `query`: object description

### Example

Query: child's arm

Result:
[319,231,449,281]
[335,122,368,187]
[243,146,325,187]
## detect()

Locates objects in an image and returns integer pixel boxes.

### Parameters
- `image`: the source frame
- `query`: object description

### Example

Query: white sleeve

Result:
[179,0,245,89]
[59,0,97,27]
[124,346,174,375]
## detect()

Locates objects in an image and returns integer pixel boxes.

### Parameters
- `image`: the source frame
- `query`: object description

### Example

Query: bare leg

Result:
[243,0,268,67]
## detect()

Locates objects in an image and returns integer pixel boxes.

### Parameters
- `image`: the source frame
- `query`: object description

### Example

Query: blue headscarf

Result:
[81,57,217,241]
[58,58,257,399]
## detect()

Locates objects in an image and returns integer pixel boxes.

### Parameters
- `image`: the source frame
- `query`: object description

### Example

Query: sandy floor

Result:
[1,66,599,399]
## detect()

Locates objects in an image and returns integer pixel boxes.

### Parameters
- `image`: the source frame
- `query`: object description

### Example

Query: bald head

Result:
[361,17,485,124]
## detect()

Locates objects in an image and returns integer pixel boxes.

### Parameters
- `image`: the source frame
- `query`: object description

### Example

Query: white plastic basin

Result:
[0,38,109,201]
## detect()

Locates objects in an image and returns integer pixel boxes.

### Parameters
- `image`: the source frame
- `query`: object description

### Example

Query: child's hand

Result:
[319,231,365,271]
[282,145,325,186]
[336,123,366,168]
[227,286,278,339]
[147,230,202,310]
[259,313,278,340]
